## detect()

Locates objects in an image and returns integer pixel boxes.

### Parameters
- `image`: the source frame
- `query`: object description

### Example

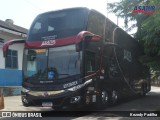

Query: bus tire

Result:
[101,90,109,106]
[110,90,118,105]
[22,101,30,107]
[21,97,31,107]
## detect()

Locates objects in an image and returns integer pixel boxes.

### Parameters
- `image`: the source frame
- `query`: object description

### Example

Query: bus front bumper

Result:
[21,88,83,108]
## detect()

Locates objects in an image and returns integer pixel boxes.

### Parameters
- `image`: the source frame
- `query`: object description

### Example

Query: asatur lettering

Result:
[41,40,56,46]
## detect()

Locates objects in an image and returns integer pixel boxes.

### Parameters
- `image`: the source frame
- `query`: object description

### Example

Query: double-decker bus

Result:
[3,7,151,110]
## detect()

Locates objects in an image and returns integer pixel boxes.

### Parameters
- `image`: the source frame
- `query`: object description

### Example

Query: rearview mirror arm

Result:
[3,39,25,57]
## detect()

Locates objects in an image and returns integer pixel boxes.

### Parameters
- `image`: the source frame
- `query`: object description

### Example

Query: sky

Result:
[0,0,124,30]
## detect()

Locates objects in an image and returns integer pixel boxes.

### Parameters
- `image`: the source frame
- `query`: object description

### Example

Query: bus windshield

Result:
[23,45,81,83]
[27,8,87,41]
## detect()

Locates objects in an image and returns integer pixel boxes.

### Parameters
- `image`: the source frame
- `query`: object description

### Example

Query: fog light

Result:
[22,97,28,104]
[70,96,81,103]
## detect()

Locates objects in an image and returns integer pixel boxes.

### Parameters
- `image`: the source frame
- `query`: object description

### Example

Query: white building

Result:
[0,19,27,95]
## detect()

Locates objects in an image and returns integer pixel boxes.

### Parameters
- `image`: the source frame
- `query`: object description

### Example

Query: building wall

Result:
[0,44,24,86]
[0,29,26,95]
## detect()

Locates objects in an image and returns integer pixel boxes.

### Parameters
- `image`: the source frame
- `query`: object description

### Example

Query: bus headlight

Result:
[22,87,30,93]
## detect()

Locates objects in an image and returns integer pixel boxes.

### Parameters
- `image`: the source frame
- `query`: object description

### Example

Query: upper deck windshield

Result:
[27,8,88,41]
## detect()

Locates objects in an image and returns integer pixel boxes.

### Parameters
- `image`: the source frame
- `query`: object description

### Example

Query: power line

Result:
[23,0,44,12]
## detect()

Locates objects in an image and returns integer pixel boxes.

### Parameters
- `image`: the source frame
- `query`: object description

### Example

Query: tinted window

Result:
[105,18,117,42]
[48,45,81,79]
[0,38,4,43]
[23,49,48,81]
[85,52,96,75]
[87,10,105,39]
[23,45,81,83]
[28,8,88,41]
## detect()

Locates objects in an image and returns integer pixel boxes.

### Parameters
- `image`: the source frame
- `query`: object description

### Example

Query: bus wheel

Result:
[21,97,31,107]
[110,90,118,105]
[101,90,109,105]
[22,100,31,107]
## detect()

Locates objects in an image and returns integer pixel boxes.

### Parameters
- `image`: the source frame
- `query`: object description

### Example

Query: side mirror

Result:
[27,49,37,61]
[75,31,101,52]
[75,36,101,52]
[75,41,82,52]
[3,39,25,57]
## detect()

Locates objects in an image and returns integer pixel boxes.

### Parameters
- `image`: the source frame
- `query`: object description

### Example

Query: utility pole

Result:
[117,15,119,26]
[106,0,108,18]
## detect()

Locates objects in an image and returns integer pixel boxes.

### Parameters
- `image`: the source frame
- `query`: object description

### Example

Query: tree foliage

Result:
[108,0,160,70]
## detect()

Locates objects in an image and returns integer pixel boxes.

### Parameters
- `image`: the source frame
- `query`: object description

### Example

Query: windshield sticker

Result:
[48,71,54,79]
[40,81,53,83]
[41,40,56,46]
[42,35,57,40]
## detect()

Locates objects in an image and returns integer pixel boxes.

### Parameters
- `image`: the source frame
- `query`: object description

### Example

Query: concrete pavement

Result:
[0,86,160,120]
[1,96,52,111]
[1,86,160,112]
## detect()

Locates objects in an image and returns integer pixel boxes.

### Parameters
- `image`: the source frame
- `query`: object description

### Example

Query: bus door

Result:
[85,50,103,90]
[84,51,101,103]
[85,51,96,76]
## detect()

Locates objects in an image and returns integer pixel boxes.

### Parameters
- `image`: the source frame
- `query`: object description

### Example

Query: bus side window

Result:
[109,59,120,78]
[85,52,95,74]
[87,10,105,40]
[87,60,94,72]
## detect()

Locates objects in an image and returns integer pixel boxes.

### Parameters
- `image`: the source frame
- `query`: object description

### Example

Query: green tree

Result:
[107,0,160,70]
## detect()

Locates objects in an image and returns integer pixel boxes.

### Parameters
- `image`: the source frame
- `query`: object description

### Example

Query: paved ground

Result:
[1,96,52,111]
[105,86,160,111]
[1,86,160,111]
[0,86,160,120]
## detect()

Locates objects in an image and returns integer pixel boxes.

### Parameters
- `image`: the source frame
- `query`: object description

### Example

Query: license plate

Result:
[42,102,53,107]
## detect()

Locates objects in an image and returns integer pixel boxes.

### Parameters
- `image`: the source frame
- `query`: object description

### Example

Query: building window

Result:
[0,38,4,47]
[5,49,18,69]
[0,38,4,43]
